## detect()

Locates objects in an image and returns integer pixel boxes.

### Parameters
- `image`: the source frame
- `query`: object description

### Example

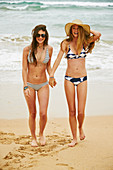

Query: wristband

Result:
[24,86,29,90]
[49,77,54,78]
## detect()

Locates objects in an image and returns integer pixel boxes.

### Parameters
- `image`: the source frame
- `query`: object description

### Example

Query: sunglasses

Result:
[36,34,46,38]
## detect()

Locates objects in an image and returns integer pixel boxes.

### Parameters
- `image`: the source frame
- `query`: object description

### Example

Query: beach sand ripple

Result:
[0,116,113,170]
[0,131,70,170]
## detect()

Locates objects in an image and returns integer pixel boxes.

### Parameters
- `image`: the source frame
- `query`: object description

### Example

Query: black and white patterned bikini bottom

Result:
[65,75,87,86]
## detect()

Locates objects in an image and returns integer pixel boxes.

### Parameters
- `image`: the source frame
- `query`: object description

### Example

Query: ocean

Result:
[0,0,113,84]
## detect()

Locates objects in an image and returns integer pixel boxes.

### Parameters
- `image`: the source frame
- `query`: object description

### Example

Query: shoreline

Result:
[0,78,113,119]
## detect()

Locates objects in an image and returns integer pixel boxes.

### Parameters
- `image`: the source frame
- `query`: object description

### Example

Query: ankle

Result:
[32,136,37,141]
[39,132,43,137]
[72,136,77,141]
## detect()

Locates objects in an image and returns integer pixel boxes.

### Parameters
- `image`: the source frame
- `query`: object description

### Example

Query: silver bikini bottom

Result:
[27,81,48,91]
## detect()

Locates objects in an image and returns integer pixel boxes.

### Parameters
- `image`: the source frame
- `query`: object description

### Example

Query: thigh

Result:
[64,79,76,111]
[37,84,49,114]
[24,87,36,113]
[77,80,87,112]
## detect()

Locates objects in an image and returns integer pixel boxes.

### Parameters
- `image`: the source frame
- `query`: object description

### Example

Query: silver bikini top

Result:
[28,48,49,64]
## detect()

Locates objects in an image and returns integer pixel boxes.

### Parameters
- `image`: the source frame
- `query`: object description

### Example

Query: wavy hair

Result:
[30,24,49,65]
[62,25,99,55]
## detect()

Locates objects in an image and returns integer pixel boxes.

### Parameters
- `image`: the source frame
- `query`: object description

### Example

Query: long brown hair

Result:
[30,24,49,65]
[62,25,98,55]
[76,26,95,54]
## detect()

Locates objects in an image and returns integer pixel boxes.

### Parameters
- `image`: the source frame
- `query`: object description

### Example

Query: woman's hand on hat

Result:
[90,29,101,42]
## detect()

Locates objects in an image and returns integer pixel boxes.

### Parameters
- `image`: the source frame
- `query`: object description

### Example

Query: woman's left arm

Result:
[47,45,53,75]
[90,30,101,42]
[47,46,57,87]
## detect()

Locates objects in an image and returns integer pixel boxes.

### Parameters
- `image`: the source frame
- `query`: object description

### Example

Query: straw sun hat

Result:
[65,19,90,36]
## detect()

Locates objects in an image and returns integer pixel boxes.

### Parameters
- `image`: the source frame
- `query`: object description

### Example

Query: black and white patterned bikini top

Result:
[28,48,49,64]
[66,46,86,60]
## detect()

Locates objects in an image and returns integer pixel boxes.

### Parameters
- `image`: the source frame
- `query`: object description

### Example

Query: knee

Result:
[69,110,76,117]
[29,112,36,119]
[40,111,47,120]
[78,110,84,116]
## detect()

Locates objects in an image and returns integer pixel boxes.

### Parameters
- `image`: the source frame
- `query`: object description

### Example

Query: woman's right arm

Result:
[50,49,64,77]
[49,41,66,87]
[22,47,28,87]
[50,41,67,77]
[22,47,31,96]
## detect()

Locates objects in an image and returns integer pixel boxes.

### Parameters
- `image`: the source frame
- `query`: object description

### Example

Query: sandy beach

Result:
[0,80,113,170]
[0,66,113,170]
[0,0,113,169]
[0,116,113,170]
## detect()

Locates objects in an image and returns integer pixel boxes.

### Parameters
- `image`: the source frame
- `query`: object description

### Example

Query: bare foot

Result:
[79,128,85,140]
[31,139,38,147]
[68,139,77,147]
[39,136,46,146]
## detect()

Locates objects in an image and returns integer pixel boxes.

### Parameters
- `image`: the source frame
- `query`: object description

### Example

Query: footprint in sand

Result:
[0,132,15,136]
[56,163,69,166]
[0,132,16,145]
[4,152,25,160]
[1,133,72,170]
[56,163,74,170]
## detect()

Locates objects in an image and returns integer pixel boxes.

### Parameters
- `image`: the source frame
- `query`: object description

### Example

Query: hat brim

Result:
[65,22,90,36]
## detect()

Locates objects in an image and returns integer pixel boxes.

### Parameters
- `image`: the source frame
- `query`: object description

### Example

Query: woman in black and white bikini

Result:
[49,19,101,147]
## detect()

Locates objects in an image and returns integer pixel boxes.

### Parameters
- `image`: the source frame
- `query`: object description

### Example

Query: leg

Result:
[24,87,38,146]
[77,80,87,140]
[37,84,49,146]
[64,79,77,147]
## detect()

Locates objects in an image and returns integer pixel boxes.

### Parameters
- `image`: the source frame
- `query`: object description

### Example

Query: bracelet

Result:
[24,86,29,90]
[49,77,54,78]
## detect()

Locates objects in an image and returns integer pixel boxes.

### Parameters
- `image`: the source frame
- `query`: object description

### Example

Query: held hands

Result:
[49,77,57,88]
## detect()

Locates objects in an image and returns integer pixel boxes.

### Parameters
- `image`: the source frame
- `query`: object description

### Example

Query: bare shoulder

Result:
[23,45,30,54]
[47,45,53,52]
[61,39,69,52]
[23,46,31,60]
[47,45,53,59]
[62,39,69,46]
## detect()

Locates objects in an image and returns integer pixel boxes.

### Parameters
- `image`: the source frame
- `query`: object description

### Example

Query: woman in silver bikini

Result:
[49,19,101,147]
[22,25,55,147]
